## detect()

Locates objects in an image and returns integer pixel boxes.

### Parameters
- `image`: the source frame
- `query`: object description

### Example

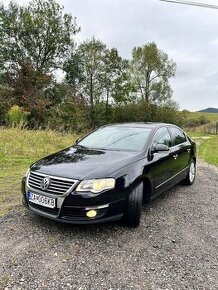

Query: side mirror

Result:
[151,143,170,153]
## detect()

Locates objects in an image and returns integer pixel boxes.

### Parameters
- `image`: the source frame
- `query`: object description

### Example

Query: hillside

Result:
[198,107,218,113]
[186,111,218,122]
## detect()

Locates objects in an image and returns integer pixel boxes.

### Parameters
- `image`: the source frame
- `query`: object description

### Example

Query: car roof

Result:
[102,122,174,129]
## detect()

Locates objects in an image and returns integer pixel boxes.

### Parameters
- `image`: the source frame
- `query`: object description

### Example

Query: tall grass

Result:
[0,128,79,216]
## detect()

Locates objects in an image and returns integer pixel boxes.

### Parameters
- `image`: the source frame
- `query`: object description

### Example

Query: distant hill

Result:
[198,107,218,113]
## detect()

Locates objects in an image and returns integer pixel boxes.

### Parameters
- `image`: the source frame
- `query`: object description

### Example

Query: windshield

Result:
[78,126,152,151]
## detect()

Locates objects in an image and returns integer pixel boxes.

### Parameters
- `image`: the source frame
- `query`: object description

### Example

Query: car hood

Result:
[30,146,142,180]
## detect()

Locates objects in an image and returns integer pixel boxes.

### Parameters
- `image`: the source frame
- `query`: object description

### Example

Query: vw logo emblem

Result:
[41,177,50,190]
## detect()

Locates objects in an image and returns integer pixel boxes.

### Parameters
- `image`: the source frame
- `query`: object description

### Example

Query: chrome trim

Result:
[29,171,78,183]
[85,204,109,210]
[27,171,79,197]
[155,166,189,189]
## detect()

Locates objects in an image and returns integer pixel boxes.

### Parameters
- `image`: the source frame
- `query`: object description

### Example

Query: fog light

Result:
[86,210,97,218]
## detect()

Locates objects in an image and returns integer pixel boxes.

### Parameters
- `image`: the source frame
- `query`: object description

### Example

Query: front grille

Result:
[28,171,78,195]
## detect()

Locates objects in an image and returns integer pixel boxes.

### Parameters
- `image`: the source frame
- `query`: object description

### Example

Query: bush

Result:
[112,102,183,126]
[7,105,30,128]
[183,116,210,128]
[199,116,210,125]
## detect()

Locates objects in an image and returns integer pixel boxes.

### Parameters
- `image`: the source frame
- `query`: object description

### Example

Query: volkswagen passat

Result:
[22,123,196,227]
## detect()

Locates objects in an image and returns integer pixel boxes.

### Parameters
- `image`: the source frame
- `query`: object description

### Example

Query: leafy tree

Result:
[101,48,131,120]
[46,82,87,132]
[65,37,107,126]
[129,42,176,104]
[65,42,133,124]
[0,0,80,72]
[0,0,80,124]
[64,49,85,97]
[3,61,52,124]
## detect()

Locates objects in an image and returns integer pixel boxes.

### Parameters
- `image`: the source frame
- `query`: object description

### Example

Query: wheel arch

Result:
[192,156,196,163]
[131,176,152,204]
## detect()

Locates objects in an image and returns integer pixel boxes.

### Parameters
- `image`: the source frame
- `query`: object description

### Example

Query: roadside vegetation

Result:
[0,128,78,216]
[185,129,218,167]
[195,135,218,166]
[0,0,182,131]
[186,111,218,122]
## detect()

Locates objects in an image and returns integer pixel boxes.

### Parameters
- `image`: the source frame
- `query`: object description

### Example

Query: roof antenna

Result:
[160,0,218,9]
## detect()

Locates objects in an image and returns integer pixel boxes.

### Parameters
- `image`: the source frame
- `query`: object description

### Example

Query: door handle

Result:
[173,154,178,160]
[187,148,191,153]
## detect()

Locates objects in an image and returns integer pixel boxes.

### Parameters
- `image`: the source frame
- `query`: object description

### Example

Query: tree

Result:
[3,61,52,124]
[0,0,80,72]
[101,48,131,120]
[129,42,176,105]
[65,37,107,126]
[0,0,80,124]
[46,82,87,131]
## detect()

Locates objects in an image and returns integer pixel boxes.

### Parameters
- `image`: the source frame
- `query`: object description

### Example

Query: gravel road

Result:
[0,161,217,290]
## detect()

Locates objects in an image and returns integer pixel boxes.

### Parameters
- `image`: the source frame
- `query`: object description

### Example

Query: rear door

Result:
[147,127,176,193]
[168,126,192,174]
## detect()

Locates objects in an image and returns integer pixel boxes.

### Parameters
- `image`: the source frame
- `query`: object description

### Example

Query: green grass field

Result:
[197,136,218,166]
[0,128,78,216]
[0,128,217,217]
[186,111,218,122]
[183,131,218,166]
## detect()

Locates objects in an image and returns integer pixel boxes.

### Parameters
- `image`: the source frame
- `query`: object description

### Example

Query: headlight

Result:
[76,178,115,194]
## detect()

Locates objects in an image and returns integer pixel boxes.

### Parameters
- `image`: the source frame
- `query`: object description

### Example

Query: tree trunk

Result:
[145,71,150,103]
[90,74,94,127]
[105,90,109,121]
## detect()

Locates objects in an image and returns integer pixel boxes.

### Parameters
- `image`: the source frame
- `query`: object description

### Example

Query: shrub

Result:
[199,116,210,125]
[7,105,30,128]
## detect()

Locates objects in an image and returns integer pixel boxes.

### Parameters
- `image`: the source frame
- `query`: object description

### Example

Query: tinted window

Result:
[152,127,171,147]
[170,127,187,146]
[78,126,152,151]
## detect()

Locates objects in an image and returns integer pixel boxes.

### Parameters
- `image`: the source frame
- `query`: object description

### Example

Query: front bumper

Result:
[22,177,126,224]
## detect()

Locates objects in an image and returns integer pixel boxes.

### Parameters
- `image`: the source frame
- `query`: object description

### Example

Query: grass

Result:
[186,111,218,122]
[188,131,218,166]
[0,128,79,216]
[197,135,218,166]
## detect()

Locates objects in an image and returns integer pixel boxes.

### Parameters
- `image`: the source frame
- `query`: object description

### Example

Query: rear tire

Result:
[183,160,196,185]
[123,181,143,227]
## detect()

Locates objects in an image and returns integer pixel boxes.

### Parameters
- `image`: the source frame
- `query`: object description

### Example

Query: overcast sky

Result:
[3,0,218,111]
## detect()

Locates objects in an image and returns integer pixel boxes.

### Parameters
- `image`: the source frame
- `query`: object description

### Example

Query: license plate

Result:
[28,191,56,209]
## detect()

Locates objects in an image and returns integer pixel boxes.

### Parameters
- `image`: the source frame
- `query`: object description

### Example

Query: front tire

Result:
[123,181,143,227]
[183,160,196,185]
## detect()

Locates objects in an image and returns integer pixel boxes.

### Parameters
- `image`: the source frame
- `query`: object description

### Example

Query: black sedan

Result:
[22,123,196,227]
